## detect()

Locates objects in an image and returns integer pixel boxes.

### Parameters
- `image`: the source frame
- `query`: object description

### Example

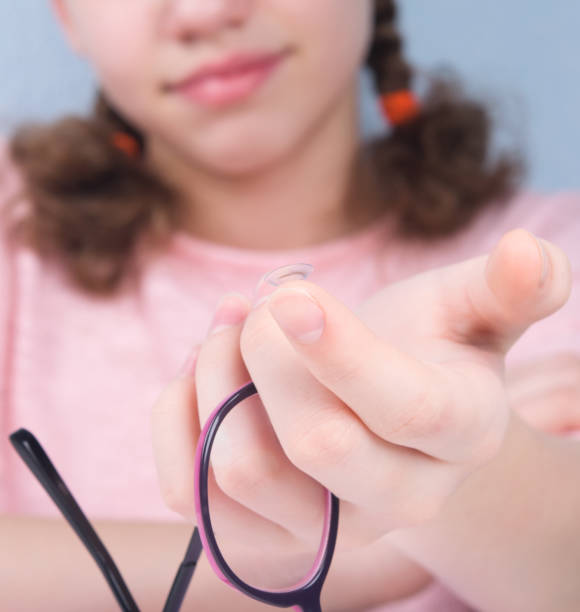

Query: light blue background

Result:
[1,1,578,190]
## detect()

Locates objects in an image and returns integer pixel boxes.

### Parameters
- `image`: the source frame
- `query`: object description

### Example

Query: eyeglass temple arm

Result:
[162,527,202,612]
[9,429,140,612]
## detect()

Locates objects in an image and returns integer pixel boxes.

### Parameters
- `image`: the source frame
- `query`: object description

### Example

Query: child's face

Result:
[52,0,373,174]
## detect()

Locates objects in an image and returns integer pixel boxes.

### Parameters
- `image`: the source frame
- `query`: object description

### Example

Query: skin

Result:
[35,1,580,608]
[52,0,378,249]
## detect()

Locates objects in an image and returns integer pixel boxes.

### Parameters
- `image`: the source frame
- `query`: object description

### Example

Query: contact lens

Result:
[253,263,314,303]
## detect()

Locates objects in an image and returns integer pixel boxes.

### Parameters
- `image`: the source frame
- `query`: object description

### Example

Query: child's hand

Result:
[153,229,571,558]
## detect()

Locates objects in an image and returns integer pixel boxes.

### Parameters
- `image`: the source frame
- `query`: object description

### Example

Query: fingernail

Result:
[533,236,550,287]
[268,288,325,344]
[253,263,314,308]
[207,293,249,337]
[178,345,200,378]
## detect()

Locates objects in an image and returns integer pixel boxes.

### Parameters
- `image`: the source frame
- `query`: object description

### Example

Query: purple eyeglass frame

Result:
[194,381,340,612]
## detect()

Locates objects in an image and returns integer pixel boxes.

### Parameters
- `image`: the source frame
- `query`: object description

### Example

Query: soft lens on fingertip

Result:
[254,263,314,303]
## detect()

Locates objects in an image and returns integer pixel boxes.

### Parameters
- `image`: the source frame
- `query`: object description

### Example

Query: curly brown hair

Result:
[5,0,524,295]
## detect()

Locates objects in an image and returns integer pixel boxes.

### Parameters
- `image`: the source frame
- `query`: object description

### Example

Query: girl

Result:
[1,1,579,610]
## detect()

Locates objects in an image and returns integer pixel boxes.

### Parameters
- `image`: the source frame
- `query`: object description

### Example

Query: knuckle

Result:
[160,481,195,519]
[286,416,360,472]
[385,380,454,442]
[212,448,283,500]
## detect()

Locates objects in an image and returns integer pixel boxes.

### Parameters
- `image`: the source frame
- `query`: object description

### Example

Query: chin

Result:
[197,133,294,177]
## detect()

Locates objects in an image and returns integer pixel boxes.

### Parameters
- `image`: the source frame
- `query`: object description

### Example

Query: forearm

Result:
[0,515,432,611]
[0,516,272,612]
[387,411,580,611]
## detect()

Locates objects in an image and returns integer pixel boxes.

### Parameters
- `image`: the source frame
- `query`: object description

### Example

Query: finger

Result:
[196,293,326,544]
[151,375,201,519]
[448,229,572,352]
[258,230,571,459]
[150,334,319,558]
[241,304,461,528]
[205,468,310,553]
[255,280,506,463]
[258,281,498,461]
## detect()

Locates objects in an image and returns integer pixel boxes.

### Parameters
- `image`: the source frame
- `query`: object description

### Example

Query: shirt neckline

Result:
[167,213,395,271]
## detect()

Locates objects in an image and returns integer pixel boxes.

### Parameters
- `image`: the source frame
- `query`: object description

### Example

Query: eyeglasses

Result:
[9,381,339,612]
[10,263,340,611]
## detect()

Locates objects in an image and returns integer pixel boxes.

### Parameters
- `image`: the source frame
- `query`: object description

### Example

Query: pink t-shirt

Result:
[1,137,579,610]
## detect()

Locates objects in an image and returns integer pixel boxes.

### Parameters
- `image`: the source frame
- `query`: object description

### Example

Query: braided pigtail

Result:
[365,0,524,237]
[7,91,179,295]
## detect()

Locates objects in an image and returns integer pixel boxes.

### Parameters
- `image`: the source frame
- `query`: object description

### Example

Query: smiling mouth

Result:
[169,49,289,107]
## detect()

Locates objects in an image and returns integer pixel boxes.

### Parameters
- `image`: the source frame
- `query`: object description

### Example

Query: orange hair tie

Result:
[112,131,141,159]
[380,90,420,126]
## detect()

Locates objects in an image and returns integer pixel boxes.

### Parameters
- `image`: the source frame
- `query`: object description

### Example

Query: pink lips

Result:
[172,51,287,107]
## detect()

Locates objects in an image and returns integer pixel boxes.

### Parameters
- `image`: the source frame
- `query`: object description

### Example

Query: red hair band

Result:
[380,90,420,126]
[112,131,141,159]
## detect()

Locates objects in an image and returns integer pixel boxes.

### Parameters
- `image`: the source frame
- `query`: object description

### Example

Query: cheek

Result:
[284,0,373,84]
[71,7,157,102]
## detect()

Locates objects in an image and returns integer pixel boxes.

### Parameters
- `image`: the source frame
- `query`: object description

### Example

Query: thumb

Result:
[450,229,572,352]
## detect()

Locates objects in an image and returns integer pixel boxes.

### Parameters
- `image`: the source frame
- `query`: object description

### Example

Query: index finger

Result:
[259,282,500,463]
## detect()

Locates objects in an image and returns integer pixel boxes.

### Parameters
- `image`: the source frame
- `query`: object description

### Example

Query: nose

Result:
[161,0,254,42]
